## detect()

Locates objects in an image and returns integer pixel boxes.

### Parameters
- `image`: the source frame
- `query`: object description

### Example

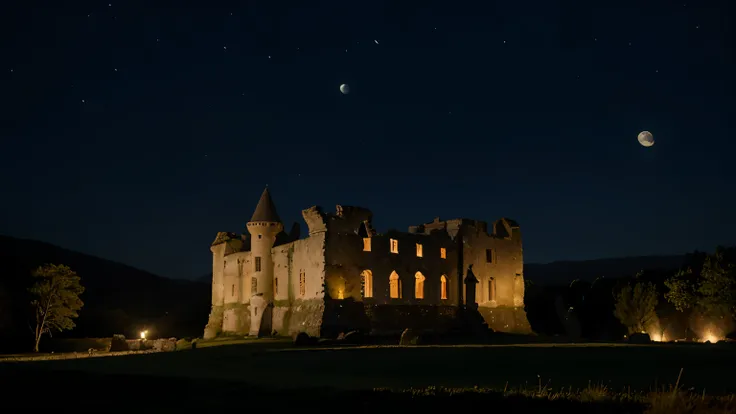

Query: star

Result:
[81,99,85,103]
[374,40,379,45]
[223,46,227,50]
[114,68,118,72]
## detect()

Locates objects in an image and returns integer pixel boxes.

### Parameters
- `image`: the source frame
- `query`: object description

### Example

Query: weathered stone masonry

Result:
[203,188,531,339]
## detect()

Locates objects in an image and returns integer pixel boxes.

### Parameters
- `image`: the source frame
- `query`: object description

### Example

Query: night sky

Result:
[1,1,734,280]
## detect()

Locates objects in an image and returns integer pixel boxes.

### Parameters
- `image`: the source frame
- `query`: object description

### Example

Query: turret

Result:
[246,187,283,336]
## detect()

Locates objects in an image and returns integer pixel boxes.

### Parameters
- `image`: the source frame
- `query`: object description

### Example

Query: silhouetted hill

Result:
[0,235,210,352]
[525,254,690,286]
[197,273,212,284]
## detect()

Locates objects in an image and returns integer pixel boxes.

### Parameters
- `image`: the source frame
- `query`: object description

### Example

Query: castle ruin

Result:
[203,188,531,339]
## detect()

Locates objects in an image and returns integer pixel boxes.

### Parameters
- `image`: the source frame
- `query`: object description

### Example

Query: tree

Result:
[664,247,736,319]
[613,281,659,334]
[697,250,735,319]
[664,268,697,312]
[28,264,84,352]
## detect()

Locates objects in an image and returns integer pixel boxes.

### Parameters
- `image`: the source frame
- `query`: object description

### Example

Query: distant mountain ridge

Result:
[0,235,210,352]
[525,254,689,285]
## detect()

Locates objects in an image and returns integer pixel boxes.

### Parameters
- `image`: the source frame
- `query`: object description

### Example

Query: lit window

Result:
[361,270,373,298]
[389,271,401,298]
[416,243,423,257]
[390,239,398,254]
[440,275,447,300]
[485,249,494,263]
[440,248,446,259]
[299,270,306,297]
[363,237,371,252]
[414,272,425,299]
[255,256,262,271]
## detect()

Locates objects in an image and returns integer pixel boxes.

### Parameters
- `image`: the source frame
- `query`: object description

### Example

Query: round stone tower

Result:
[246,187,283,336]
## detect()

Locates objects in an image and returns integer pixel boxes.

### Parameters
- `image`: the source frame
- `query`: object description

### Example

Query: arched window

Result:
[414,272,426,299]
[389,271,401,299]
[361,270,373,298]
[440,275,448,300]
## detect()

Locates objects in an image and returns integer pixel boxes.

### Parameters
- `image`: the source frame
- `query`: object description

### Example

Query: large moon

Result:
[637,131,654,147]
[339,83,350,95]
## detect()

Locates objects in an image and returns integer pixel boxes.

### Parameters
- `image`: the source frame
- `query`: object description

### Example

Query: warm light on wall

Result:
[140,330,148,340]
[337,289,344,300]
[701,330,722,343]
[649,332,665,342]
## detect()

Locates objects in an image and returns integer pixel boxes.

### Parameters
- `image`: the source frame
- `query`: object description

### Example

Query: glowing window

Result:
[363,237,371,251]
[390,239,398,254]
[361,270,373,298]
[416,243,423,257]
[414,272,425,299]
[440,275,448,300]
[389,271,401,299]
[440,248,446,259]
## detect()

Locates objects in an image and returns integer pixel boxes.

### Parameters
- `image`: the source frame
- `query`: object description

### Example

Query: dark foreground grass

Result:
[0,366,733,413]
[2,342,735,412]
[13,341,736,394]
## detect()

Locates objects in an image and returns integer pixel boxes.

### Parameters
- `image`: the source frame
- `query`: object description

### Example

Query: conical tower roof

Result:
[250,187,281,223]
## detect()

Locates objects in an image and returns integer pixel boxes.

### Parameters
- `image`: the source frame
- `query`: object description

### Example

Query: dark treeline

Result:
[0,236,210,353]
[525,247,736,342]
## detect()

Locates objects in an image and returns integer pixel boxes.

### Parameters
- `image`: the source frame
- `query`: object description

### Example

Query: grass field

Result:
[2,340,735,412]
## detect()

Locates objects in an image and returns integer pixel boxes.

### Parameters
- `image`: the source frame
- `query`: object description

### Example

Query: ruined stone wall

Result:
[460,219,531,334]
[460,220,523,307]
[271,233,326,337]
[364,304,459,334]
[322,222,459,335]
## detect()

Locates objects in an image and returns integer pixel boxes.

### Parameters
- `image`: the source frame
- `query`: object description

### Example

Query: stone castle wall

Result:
[205,201,531,339]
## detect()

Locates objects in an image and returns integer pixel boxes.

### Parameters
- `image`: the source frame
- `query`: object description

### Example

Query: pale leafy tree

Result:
[28,264,85,352]
[613,281,659,334]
